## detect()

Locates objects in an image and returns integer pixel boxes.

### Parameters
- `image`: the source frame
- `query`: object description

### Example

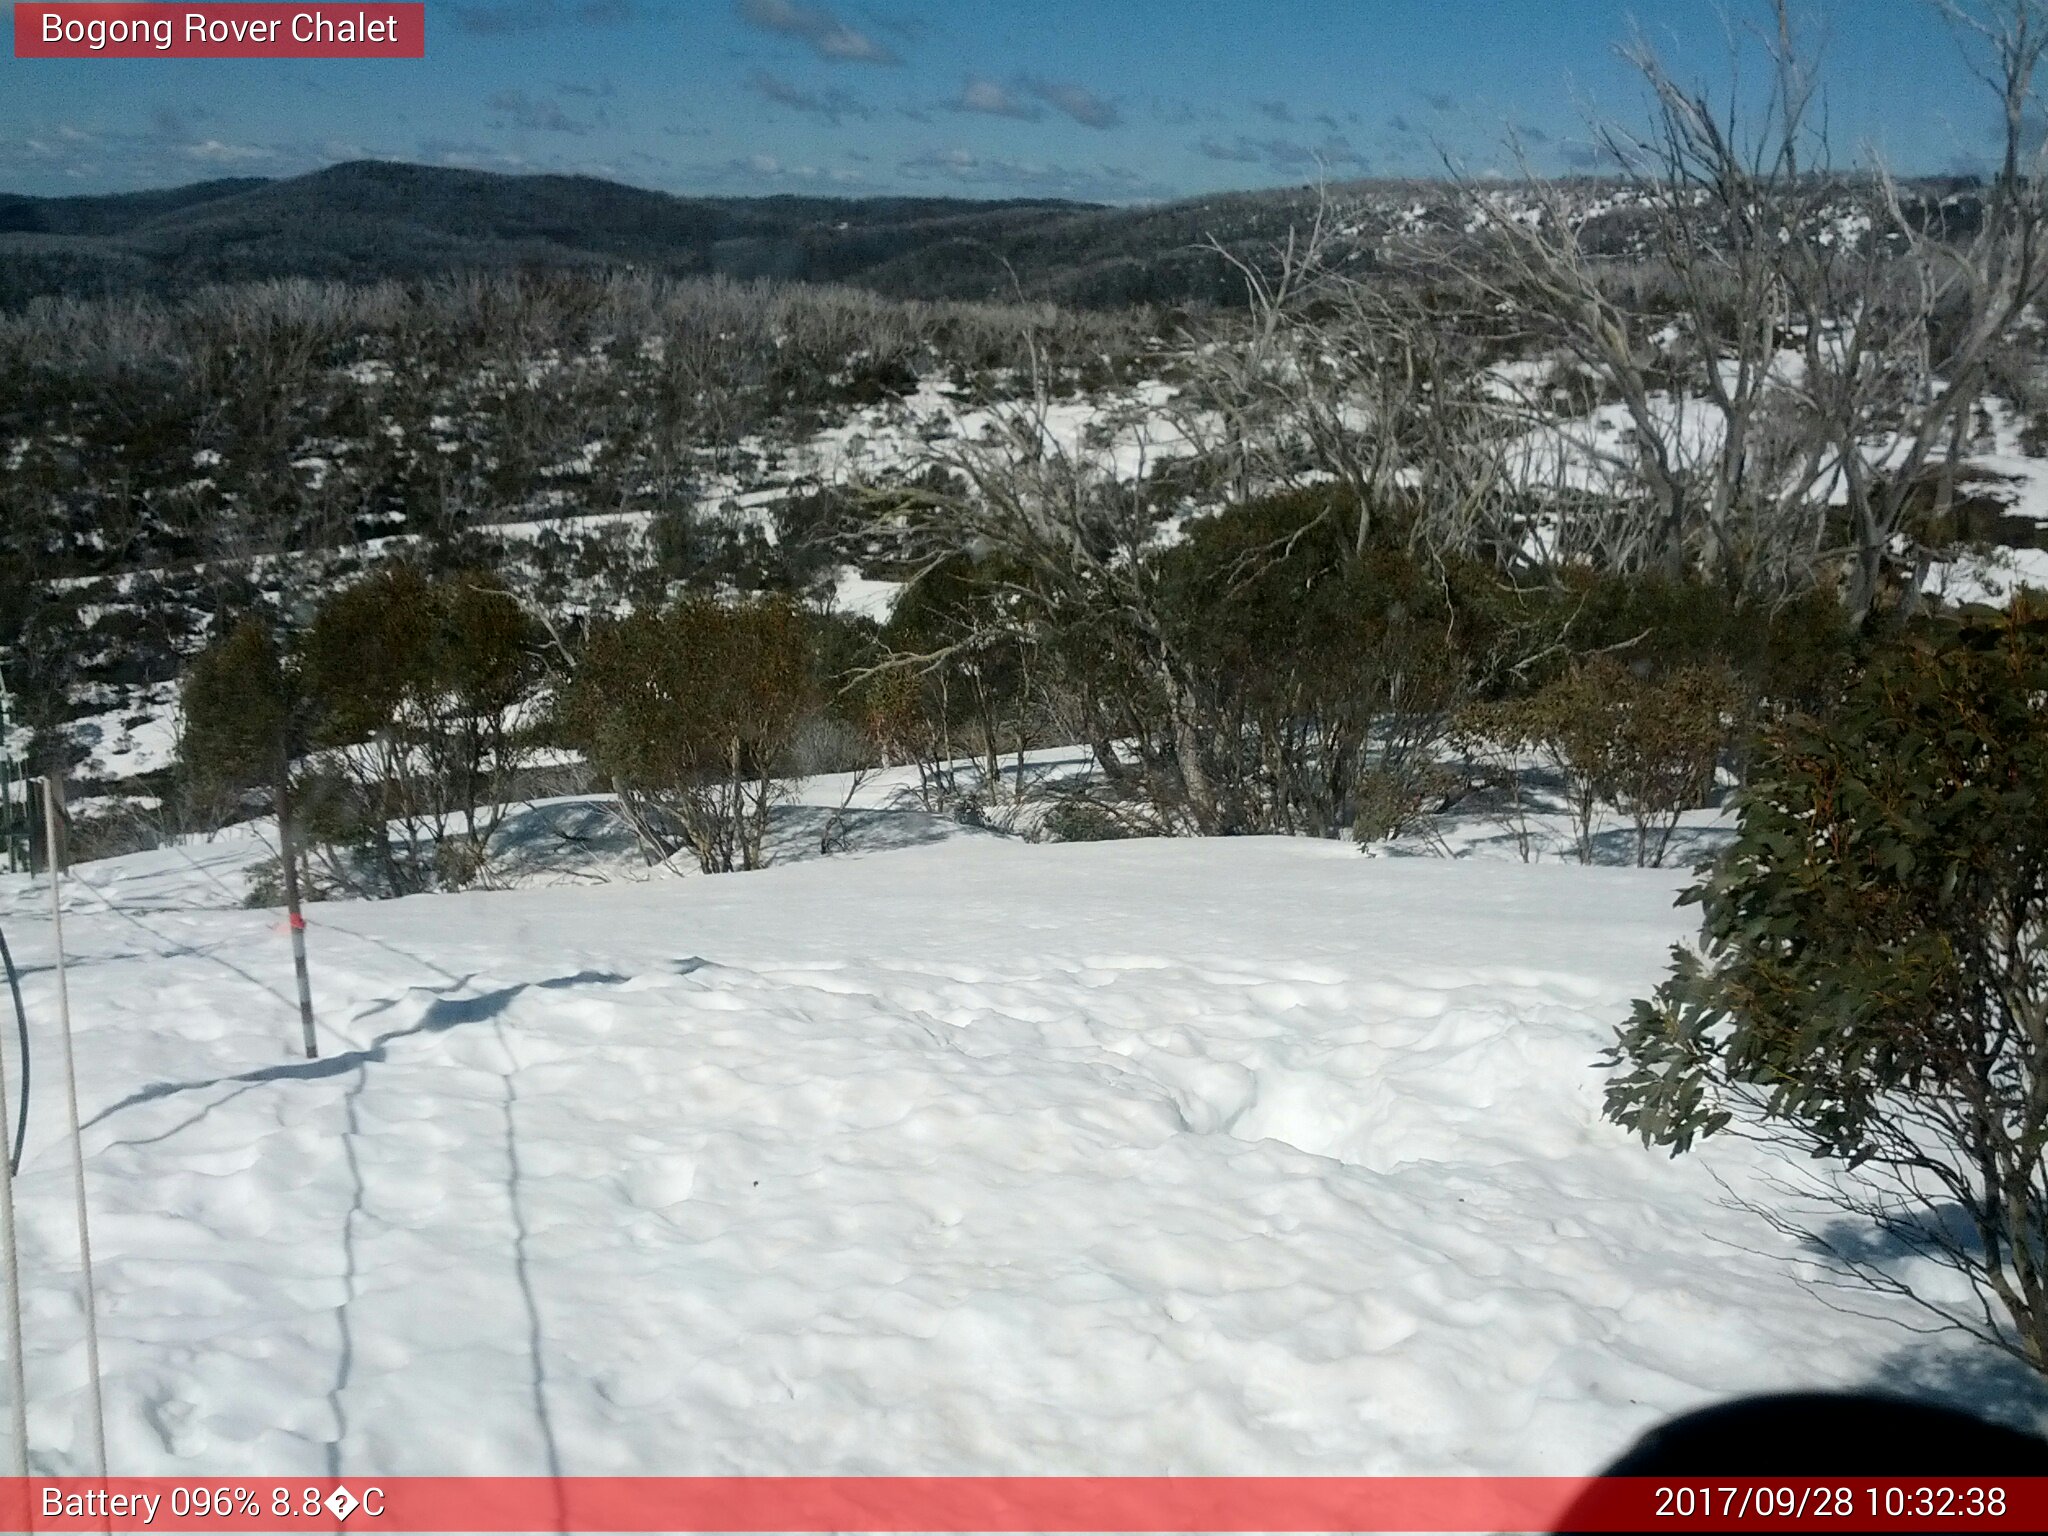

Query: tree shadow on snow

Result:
[487,800,644,883]
[483,794,998,886]
[489,1013,568,1508]
[1787,1204,2048,1434]
[319,991,576,1502]
[767,803,997,860]
[1807,1203,1985,1267]
[1854,1338,2048,1434]
[324,1055,371,1477]
[76,948,633,1502]
[82,969,629,1130]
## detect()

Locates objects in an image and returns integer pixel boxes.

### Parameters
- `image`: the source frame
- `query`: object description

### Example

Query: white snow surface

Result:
[794,378,1200,487]
[52,682,182,784]
[0,828,2035,1479]
[1925,544,2048,607]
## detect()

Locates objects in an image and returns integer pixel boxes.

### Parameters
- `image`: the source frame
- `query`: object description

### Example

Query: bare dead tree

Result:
[1165,198,1508,570]
[863,374,1248,834]
[1447,5,1848,595]
[1806,0,2048,620]
[1453,0,2048,619]
[1938,0,2048,192]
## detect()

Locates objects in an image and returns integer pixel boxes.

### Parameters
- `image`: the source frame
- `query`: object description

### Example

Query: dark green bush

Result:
[295,564,545,896]
[182,565,545,898]
[879,553,1034,806]
[1607,603,2048,1372]
[1041,799,1143,843]
[1545,570,1859,720]
[1464,655,1738,866]
[1150,490,1479,837]
[179,615,295,806]
[561,596,817,873]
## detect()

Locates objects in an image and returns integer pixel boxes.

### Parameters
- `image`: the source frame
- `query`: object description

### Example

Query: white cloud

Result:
[735,0,898,65]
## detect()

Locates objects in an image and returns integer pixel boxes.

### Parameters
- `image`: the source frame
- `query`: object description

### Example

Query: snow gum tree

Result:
[178,615,298,818]
[296,564,546,895]
[562,597,816,874]
[1607,604,2048,1371]
[876,553,1035,812]
[178,614,323,1053]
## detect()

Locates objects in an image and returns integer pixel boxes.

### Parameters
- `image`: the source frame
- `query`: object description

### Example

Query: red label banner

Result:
[1,1476,2045,1532]
[13,4,424,58]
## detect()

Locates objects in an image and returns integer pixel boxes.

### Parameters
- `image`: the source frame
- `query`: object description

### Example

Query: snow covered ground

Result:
[1925,543,2048,607]
[0,810,2040,1481]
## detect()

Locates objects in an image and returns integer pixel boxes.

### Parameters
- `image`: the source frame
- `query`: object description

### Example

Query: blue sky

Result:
[0,0,2009,202]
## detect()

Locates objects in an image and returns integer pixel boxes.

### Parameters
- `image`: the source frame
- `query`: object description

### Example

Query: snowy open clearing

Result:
[0,825,2040,1479]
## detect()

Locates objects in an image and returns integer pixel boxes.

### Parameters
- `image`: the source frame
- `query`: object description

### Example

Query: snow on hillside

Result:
[54,682,182,784]
[0,823,2037,1479]
[793,377,1200,487]
[35,354,2048,802]
[1926,545,2048,607]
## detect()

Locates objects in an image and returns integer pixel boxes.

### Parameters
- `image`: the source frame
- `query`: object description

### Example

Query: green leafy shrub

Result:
[1606,605,2048,1371]
[179,615,296,812]
[561,596,816,873]
[1041,799,1143,843]
[1151,490,1479,838]
[296,564,545,896]
[879,553,1034,809]
[1492,655,1737,866]
[1543,572,1859,728]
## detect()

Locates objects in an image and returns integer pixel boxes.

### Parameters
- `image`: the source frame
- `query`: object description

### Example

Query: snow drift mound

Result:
[0,835,2034,1477]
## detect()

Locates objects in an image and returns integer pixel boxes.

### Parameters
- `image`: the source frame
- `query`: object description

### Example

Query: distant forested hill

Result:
[0,160,1309,309]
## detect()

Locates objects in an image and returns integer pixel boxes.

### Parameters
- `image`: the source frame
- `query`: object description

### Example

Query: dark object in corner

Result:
[1556,1392,2048,1533]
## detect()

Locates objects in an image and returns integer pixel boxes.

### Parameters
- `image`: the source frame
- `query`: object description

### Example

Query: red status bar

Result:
[3,1476,2045,1533]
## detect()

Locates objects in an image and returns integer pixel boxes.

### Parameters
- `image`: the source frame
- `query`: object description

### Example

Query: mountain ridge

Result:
[0,159,1153,307]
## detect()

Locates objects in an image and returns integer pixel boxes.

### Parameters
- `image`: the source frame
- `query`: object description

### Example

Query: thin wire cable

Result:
[0,925,29,1478]
[41,779,107,1480]
[0,924,27,1175]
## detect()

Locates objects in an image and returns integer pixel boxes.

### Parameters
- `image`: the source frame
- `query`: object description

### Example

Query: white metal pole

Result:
[0,943,30,1478]
[40,775,108,1478]
[274,765,318,1060]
